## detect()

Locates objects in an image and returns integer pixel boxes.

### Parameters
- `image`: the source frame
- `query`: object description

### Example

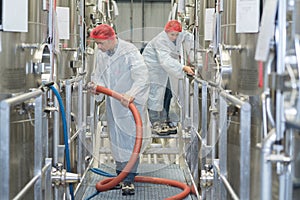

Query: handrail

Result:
[189,78,251,200]
[0,89,44,200]
[12,162,51,200]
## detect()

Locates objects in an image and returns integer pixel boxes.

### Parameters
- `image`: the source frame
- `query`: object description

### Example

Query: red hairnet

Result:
[164,20,182,33]
[90,24,116,40]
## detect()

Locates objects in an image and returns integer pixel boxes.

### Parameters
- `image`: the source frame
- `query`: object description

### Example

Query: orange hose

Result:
[94,85,191,199]
[135,176,191,200]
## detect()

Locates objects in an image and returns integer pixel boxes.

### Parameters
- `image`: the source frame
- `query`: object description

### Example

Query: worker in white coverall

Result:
[90,24,151,195]
[142,20,195,135]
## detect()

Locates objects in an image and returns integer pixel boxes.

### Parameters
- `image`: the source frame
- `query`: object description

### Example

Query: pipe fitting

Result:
[223,44,243,51]
[86,82,97,94]
[200,164,214,187]
[51,164,80,186]
[18,43,39,50]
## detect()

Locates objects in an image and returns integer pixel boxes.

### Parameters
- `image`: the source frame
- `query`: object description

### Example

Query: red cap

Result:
[90,24,116,40]
[164,20,182,33]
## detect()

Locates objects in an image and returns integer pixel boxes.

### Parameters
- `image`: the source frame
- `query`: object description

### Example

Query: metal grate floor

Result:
[78,163,195,200]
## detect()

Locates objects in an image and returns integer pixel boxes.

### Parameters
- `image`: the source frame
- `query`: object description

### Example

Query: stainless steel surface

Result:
[221,92,251,200]
[218,91,228,200]
[222,0,261,95]
[0,3,48,199]
[56,0,81,80]
[0,0,47,96]
[0,89,43,199]
[261,130,276,200]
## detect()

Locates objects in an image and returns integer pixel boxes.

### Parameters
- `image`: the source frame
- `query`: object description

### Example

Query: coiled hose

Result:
[92,84,191,200]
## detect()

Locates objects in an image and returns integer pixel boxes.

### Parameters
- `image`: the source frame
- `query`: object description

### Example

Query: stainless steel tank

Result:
[221,0,261,96]
[196,0,216,81]
[0,1,48,198]
[196,1,219,83]
[221,0,263,199]
[197,0,215,49]
[57,0,81,80]
[0,1,47,99]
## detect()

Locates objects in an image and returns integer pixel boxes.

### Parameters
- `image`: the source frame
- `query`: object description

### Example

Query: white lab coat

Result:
[92,38,151,162]
[142,30,196,111]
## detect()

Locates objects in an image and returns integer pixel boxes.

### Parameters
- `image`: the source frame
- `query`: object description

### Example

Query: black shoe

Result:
[152,121,168,135]
[122,182,135,195]
[166,121,177,134]
[157,123,171,136]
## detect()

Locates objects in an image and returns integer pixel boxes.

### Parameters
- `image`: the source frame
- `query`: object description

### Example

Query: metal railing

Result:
[0,89,44,200]
[182,77,251,200]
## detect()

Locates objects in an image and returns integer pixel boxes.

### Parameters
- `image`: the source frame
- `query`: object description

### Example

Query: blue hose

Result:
[84,168,116,199]
[85,191,100,200]
[49,85,74,200]
[89,168,116,177]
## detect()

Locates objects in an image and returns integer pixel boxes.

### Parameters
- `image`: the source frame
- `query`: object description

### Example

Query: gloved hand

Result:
[120,94,134,107]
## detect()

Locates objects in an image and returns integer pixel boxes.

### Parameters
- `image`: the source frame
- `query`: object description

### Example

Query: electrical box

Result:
[1,0,28,32]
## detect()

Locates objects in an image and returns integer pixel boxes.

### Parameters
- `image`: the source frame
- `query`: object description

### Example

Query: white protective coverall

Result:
[92,38,151,162]
[142,30,196,112]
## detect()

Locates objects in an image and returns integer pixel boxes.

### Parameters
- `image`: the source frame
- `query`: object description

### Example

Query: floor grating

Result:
[78,163,196,200]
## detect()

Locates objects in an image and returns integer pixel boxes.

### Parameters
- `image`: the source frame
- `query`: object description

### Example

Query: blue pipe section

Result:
[49,85,74,200]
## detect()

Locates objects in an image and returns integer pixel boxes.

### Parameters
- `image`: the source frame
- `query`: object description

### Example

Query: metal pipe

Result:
[184,76,191,128]
[294,36,300,120]
[239,98,251,200]
[276,0,286,141]
[53,96,60,200]
[13,163,51,200]
[215,164,239,200]
[220,91,246,107]
[34,92,43,200]
[262,94,268,138]
[209,88,217,160]
[12,175,40,200]
[260,129,276,200]
[44,159,53,200]
[219,94,228,200]
[201,81,208,165]
[220,91,251,200]
[70,128,82,142]
[66,81,72,141]
[282,129,294,200]
[192,79,199,132]
[178,78,185,128]
[79,0,86,73]
[264,52,275,128]
[74,157,94,195]
[19,43,39,49]
[53,85,60,165]
[77,79,84,176]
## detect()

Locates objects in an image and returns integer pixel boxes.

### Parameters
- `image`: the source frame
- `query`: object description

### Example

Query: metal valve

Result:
[51,163,80,186]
